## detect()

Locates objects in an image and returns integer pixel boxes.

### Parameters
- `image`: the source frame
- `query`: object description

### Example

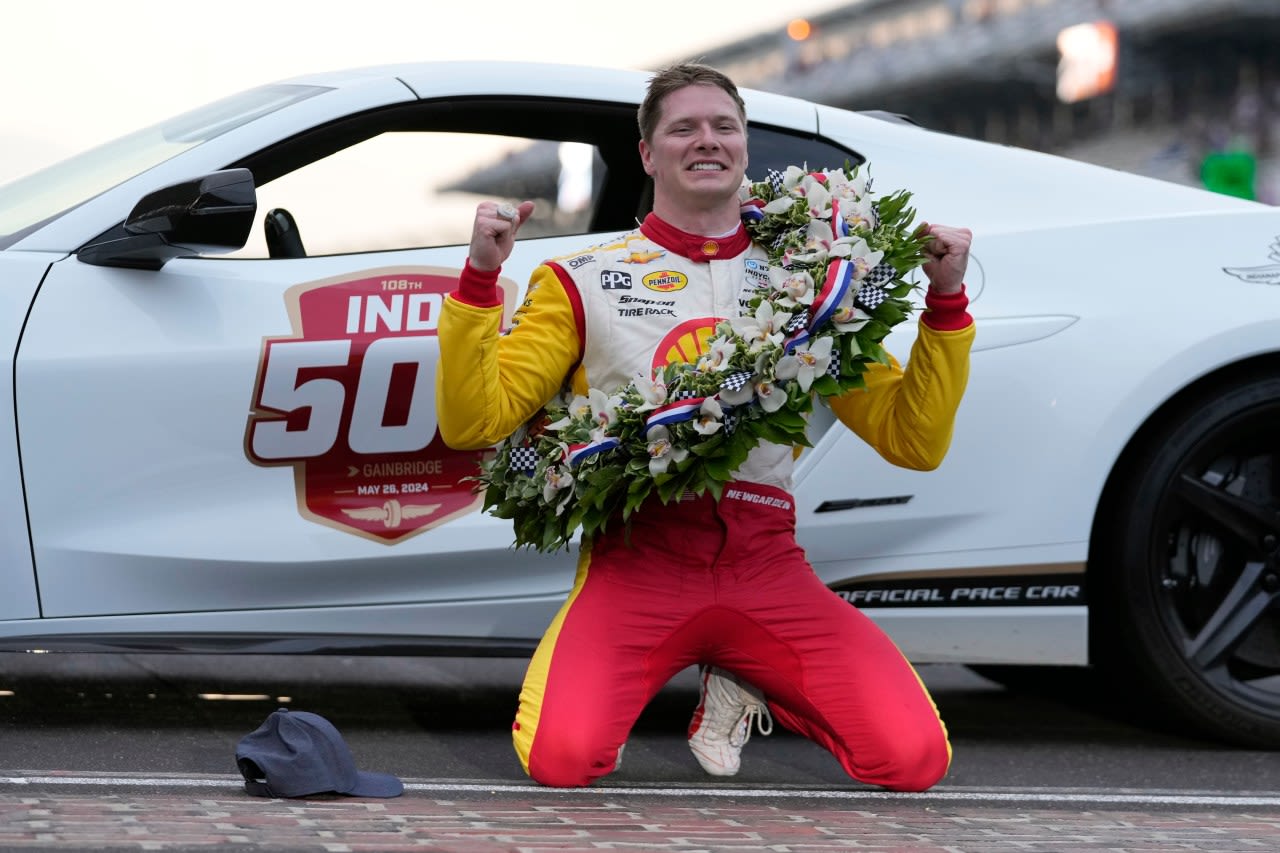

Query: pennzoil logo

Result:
[243,267,512,545]
[643,270,688,293]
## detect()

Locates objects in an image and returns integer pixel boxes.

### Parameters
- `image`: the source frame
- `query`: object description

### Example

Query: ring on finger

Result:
[496,203,519,222]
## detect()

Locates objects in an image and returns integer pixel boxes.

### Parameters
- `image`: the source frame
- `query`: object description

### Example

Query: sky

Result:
[1,0,854,184]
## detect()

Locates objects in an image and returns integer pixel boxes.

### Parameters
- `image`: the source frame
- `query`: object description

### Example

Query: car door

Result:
[16,97,644,633]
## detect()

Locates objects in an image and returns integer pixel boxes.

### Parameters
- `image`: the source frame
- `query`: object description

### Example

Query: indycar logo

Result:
[244,267,513,544]
[1223,237,1280,285]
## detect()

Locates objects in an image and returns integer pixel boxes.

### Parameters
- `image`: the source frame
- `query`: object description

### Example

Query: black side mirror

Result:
[78,169,257,270]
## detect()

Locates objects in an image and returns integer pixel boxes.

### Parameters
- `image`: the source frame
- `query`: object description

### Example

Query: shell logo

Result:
[652,317,724,370]
[643,270,689,293]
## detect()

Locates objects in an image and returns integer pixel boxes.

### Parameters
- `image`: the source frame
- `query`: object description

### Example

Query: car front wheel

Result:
[1095,375,1280,747]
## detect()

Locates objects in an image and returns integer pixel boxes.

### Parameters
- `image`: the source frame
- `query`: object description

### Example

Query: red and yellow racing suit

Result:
[436,213,975,791]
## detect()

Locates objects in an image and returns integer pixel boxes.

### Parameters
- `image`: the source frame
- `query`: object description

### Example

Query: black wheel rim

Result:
[1152,402,1280,718]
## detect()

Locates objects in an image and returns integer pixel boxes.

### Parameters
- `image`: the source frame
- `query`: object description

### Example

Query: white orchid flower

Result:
[546,393,591,430]
[829,236,884,279]
[774,337,833,392]
[782,165,807,190]
[645,425,689,475]
[771,268,815,308]
[832,292,872,333]
[800,178,832,218]
[838,196,877,232]
[634,372,668,411]
[567,393,593,417]
[718,378,755,407]
[754,378,788,413]
[828,171,868,202]
[729,301,790,352]
[542,465,574,504]
[693,397,724,436]
[697,336,737,373]
[762,195,797,215]
[589,388,622,431]
[786,220,836,266]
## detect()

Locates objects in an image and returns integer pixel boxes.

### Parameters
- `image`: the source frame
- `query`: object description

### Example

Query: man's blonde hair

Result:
[637,63,747,143]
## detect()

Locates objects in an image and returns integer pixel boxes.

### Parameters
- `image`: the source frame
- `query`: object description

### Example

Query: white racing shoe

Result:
[686,665,774,776]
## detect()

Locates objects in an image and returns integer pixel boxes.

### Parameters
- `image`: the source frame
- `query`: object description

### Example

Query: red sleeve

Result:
[452,259,503,308]
[920,284,973,332]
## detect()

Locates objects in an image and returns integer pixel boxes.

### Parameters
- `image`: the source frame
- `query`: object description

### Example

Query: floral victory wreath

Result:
[475,164,929,552]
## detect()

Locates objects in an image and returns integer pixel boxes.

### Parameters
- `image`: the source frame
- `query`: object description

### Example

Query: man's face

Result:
[639,84,747,210]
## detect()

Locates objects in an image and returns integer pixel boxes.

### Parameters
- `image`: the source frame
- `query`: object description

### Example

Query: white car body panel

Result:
[0,254,51,621]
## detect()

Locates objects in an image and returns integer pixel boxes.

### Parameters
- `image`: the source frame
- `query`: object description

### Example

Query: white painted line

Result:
[3,775,1280,807]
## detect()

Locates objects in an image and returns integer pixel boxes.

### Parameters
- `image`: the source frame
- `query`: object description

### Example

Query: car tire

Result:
[1093,374,1280,748]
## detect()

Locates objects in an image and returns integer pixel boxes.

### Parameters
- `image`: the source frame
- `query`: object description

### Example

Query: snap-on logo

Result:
[600,270,633,290]
[642,270,688,293]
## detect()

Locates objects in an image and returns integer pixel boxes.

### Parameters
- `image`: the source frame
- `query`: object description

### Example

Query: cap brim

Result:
[344,770,404,798]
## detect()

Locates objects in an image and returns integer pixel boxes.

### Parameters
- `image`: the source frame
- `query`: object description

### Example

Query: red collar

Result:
[639,213,751,262]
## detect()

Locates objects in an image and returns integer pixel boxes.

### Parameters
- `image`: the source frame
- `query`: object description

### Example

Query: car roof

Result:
[274,61,821,134]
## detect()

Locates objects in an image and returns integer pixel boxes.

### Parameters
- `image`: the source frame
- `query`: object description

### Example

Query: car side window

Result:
[222,100,863,260]
[747,125,865,177]
[230,131,607,259]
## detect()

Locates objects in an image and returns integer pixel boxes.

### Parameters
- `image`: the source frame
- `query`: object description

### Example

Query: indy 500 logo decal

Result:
[1223,237,1280,285]
[244,267,513,544]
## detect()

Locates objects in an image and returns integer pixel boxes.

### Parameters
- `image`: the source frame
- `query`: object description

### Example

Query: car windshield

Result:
[0,83,328,249]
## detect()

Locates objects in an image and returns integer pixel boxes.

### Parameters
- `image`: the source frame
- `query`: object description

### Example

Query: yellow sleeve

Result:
[435,264,581,450]
[826,322,975,470]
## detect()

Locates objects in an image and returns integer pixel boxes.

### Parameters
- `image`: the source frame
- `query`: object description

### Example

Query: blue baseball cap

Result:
[235,708,403,798]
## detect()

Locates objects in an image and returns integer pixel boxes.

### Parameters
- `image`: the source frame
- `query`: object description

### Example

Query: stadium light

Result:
[1056,20,1118,103]
[787,18,813,41]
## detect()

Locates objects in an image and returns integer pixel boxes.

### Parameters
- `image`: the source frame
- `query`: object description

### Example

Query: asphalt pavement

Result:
[2,654,1279,850]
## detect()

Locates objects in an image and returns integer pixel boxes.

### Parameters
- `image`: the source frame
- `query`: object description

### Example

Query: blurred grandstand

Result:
[693,0,1279,202]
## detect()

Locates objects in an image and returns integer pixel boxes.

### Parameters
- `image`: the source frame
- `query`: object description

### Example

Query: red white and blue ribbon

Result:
[644,397,708,431]
[808,257,856,332]
[830,198,852,239]
[564,437,620,467]
[782,327,811,354]
[740,198,766,222]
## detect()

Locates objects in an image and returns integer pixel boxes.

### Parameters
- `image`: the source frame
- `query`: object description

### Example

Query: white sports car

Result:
[3,62,1278,748]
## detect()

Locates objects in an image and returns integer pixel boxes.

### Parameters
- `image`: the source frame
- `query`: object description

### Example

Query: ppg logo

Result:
[600,270,633,290]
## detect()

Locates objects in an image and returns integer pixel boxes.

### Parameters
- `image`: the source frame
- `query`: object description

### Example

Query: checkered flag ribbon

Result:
[864,261,897,287]
[508,445,539,475]
[672,388,700,401]
[855,283,889,312]
[720,370,753,393]
[723,410,740,434]
[783,312,808,334]
[827,354,841,378]
[766,169,786,196]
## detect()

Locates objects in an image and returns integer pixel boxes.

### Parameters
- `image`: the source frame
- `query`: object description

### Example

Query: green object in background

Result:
[1200,150,1257,200]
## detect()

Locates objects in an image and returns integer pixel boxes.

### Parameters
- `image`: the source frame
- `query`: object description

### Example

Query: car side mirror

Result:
[77,168,257,270]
